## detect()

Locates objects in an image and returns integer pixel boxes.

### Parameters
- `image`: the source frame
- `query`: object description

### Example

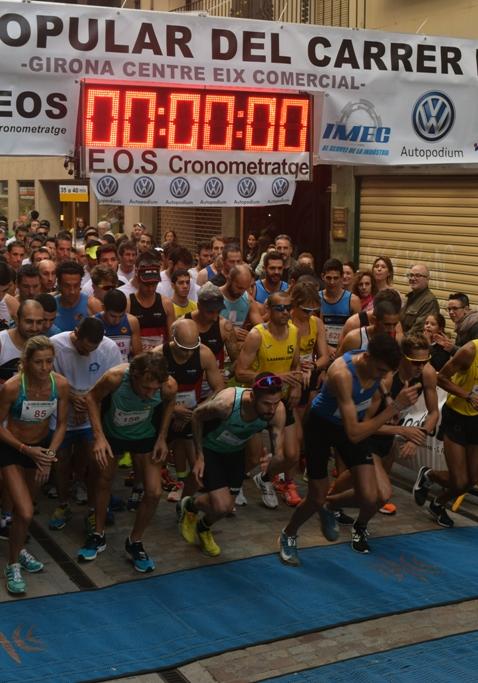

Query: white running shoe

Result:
[235,487,248,506]
[253,472,278,509]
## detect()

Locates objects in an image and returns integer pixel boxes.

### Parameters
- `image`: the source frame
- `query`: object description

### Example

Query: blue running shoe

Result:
[318,505,339,541]
[278,529,300,566]
[77,533,106,562]
[125,537,155,573]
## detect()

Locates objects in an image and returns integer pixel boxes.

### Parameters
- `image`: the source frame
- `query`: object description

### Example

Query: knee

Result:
[143,488,161,505]
[211,497,234,517]
[361,490,379,510]
[15,503,33,525]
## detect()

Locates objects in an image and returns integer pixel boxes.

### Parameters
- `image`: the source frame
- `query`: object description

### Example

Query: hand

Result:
[171,417,188,432]
[467,393,478,410]
[27,446,57,468]
[92,437,114,469]
[35,463,52,485]
[193,455,205,486]
[434,332,454,352]
[152,437,168,463]
[301,368,312,389]
[279,371,303,388]
[174,404,193,422]
[395,381,421,410]
[400,440,417,459]
[235,327,249,342]
[401,426,427,446]
[71,395,87,412]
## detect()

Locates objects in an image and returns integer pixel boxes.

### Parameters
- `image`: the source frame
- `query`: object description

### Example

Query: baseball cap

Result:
[198,282,224,310]
[138,266,161,283]
[39,219,50,228]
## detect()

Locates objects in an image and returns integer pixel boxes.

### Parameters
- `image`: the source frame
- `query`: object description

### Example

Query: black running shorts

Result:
[202,447,245,495]
[441,404,478,446]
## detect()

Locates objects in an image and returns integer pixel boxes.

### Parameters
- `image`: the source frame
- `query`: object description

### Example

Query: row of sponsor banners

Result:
[91,173,296,206]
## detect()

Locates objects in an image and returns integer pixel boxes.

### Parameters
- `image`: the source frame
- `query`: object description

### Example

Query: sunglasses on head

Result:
[271,303,292,312]
[253,374,283,391]
[300,305,319,313]
[173,335,200,351]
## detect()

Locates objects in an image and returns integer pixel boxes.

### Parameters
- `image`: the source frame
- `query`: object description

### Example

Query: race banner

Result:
[91,171,296,207]
[0,1,477,165]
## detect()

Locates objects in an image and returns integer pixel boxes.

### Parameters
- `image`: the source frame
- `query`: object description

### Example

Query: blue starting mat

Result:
[1,527,478,682]
[261,630,478,682]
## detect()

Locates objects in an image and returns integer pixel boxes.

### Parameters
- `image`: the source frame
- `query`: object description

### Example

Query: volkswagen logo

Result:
[412,91,455,142]
[96,175,118,198]
[134,176,155,198]
[272,177,290,198]
[170,177,190,198]
[204,177,224,199]
[237,177,257,198]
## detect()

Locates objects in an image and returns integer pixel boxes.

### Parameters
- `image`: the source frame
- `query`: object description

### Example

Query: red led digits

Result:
[245,97,276,151]
[85,88,120,146]
[203,95,235,151]
[122,90,156,148]
[277,98,309,152]
[167,93,201,150]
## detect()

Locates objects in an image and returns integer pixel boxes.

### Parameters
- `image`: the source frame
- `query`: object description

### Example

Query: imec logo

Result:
[323,99,391,144]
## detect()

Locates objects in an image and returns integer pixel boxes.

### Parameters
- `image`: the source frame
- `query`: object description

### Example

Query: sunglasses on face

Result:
[270,303,292,312]
[404,354,431,366]
[300,305,319,313]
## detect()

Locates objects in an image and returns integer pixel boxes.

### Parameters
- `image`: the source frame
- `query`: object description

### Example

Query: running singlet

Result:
[300,315,319,361]
[220,291,250,328]
[103,368,162,441]
[54,293,89,332]
[173,300,197,319]
[319,290,352,348]
[203,387,267,453]
[0,330,22,383]
[129,293,167,351]
[162,343,203,408]
[186,313,225,398]
[10,372,58,423]
[254,279,288,304]
[312,351,379,425]
[446,339,478,416]
[96,312,132,362]
[253,320,298,375]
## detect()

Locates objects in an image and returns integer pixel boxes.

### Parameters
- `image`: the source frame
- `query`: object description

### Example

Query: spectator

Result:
[342,261,356,291]
[401,263,439,335]
[352,270,377,311]
[372,255,395,291]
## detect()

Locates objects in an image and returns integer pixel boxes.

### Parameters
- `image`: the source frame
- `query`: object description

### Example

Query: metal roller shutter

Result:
[358,175,478,330]
[156,207,223,252]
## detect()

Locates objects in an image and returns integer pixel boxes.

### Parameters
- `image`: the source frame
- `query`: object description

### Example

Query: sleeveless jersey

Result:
[96,312,132,362]
[186,313,225,399]
[299,315,319,361]
[10,372,58,423]
[103,368,162,440]
[221,291,250,328]
[205,264,216,280]
[0,298,12,331]
[130,292,167,351]
[253,321,298,376]
[163,343,203,408]
[254,279,288,305]
[203,387,268,453]
[0,330,22,383]
[54,293,89,332]
[312,351,379,425]
[446,339,478,416]
[319,289,352,348]
[173,300,197,320]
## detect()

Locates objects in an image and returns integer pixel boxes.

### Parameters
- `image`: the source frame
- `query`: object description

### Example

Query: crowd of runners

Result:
[0,217,475,595]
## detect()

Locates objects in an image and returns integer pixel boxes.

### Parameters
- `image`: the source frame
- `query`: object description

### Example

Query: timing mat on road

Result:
[261,630,478,682]
[2,526,478,683]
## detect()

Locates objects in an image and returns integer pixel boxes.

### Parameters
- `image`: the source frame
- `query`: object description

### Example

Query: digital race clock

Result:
[79,81,311,154]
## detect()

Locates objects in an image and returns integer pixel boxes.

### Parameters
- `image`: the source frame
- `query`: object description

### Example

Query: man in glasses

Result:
[87,265,118,314]
[235,290,302,508]
[179,372,286,557]
[401,263,439,334]
[443,293,478,353]
[78,352,176,572]
[254,250,288,305]
[278,334,420,565]
[155,317,224,504]
[319,258,361,356]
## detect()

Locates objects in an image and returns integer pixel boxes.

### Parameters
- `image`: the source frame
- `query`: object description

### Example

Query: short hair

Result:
[171,268,190,284]
[222,243,241,260]
[76,316,104,343]
[291,280,320,308]
[401,333,430,357]
[289,264,316,283]
[130,352,169,383]
[55,231,72,244]
[118,240,137,256]
[35,292,57,313]
[14,224,27,234]
[0,261,12,286]
[374,299,400,320]
[31,247,50,261]
[135,250,161,269]
[267,289,290,306]
[168,246,193,267]
[367,333,401,371]
[372,255,394,283]
[252,372,283,395]
[210,234,225,248]
[56,260,84,282]
[97,244,118,261]
[373,288,402,313]
[322,258,343,275]
[196,241,211,253]
[91,265,118,286]
[275,234,293,245]
[17,264,40,283]
[17,299,43,321]
[103,289,127,313]
[298,251,314,262]
[263,250,284,269]
[102,234,116,245]
[7,240,25,253]
[29,235,45,247]
[448,292,470,308]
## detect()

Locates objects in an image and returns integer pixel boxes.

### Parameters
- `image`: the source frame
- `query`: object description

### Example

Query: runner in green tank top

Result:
[178,373,286,558]
[78,352,177,573]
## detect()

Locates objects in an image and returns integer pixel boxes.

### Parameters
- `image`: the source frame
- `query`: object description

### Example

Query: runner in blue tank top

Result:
[279,334,420,565]
[96,289,142,361]
[54,261,91,332]
[319,258,361,351]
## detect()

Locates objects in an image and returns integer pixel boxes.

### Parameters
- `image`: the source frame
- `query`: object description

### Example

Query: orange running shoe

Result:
[272,476,288,494]
[282,481,302,507]
[379,502,397,515]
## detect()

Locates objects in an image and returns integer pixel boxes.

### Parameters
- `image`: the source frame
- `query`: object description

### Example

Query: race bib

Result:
[20,399,57,422]
[141,335,164,351]
[215,429,247,447]
[325,325,342,347]
[176,390,197,409]
[113,407,151,427]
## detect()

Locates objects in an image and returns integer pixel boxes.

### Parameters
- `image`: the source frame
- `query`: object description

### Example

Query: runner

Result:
[179,373,286,556]
[278,334,420,565]
[235,290,302,507]
[220,265,262,344]
[254,250,288,305]
[339,288,403,345]
[414,338,478,527]
[171,269,197,319]
[78,353,176,571]
[0,300,45,382]
[0,336,69,594]
[54,261,89,332]
[319,258,361,355]
[96,289,142,362]
[337,296,402,354]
